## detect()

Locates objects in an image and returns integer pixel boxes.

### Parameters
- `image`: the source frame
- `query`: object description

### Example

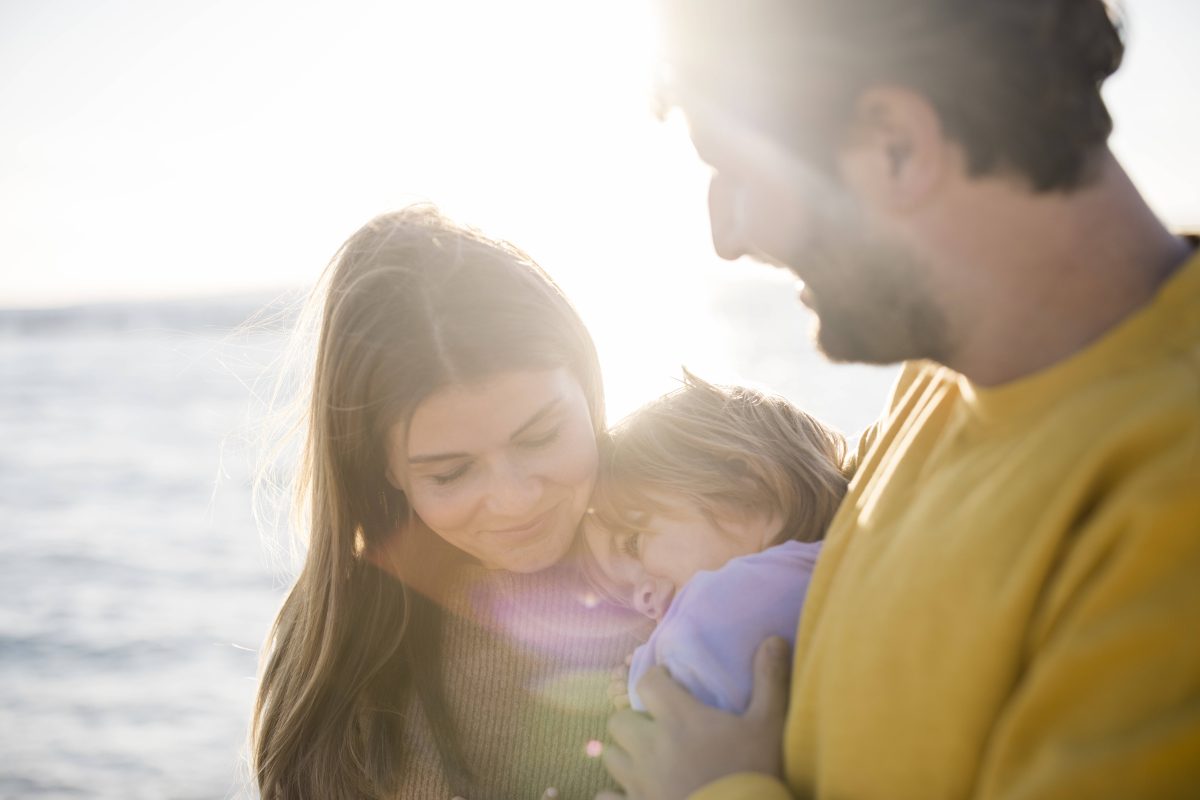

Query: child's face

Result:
[583,490,779,621]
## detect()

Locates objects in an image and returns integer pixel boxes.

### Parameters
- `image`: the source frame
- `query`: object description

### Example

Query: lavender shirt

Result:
[627,539,823,714]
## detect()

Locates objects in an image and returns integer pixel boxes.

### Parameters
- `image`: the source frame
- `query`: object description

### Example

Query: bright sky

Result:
[2,0,1197,418]
[2,0,1197,308]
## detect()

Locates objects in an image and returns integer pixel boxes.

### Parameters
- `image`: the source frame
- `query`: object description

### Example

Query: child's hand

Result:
[607,652,634,710]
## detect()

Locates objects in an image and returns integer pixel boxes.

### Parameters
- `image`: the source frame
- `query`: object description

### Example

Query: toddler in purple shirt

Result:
[579,371,851,713]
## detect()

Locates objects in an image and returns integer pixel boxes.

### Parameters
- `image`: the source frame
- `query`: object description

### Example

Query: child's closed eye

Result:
[620,532,642,559]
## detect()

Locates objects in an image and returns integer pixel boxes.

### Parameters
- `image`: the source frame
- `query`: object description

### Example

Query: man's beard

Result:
[796,213,951,367]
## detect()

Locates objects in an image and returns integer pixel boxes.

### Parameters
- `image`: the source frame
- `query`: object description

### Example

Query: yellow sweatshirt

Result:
[695,248,1200,800]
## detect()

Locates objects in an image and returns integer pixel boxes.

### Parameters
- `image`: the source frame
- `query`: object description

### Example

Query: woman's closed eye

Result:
[519,427,560,449]
[429,462,472,486]
[423,426,559,486]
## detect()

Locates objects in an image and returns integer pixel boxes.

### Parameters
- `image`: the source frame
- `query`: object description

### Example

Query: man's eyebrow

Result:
[406,398,562,465]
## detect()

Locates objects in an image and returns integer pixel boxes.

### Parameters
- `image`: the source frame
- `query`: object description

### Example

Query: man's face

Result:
[678,90,950,365]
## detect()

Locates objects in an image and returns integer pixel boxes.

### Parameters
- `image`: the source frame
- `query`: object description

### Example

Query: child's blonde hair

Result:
[589,371,851,552]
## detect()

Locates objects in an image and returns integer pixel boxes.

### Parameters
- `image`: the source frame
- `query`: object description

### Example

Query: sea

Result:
[0,276,899,799]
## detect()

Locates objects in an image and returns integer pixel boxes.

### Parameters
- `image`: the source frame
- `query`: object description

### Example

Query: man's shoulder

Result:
[888,360,952,413]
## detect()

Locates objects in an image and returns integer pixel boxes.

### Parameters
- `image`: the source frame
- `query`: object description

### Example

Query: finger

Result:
[606,707,650,748]
[600,742,636,790]
[634,665,699,720]
[746,636,792,724]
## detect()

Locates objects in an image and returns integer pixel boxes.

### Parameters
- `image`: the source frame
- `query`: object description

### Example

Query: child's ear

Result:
[763,510,788,546]
[727,502,788,550]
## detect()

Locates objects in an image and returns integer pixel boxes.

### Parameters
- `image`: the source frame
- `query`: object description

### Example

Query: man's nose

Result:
[708,173,749,261]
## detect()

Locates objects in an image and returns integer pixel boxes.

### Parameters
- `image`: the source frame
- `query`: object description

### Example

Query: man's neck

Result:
[931,150,1192,387]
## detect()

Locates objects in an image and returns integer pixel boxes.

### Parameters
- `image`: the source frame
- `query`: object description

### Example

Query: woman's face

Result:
[389,368,598,573]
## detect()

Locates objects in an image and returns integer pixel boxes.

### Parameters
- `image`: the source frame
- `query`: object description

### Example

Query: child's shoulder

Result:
[660,540,822,630]
[716,539,823,582]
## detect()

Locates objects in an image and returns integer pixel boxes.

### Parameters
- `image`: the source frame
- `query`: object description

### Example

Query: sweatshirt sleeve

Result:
[643,542,819,714]
[974,456,1200,799]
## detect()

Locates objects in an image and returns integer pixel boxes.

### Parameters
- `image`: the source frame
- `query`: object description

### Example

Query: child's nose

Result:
[632,578,674,621]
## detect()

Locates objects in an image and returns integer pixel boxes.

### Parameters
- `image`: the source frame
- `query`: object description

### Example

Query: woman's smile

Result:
[392,368,599,573]
[487,502,560,538]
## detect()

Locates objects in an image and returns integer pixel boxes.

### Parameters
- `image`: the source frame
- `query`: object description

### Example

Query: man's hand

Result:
[596,636,792,800]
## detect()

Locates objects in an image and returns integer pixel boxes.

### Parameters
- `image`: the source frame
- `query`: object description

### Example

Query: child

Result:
[580,371,850,713]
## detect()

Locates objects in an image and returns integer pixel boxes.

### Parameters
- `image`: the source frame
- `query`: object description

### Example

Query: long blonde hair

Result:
[252,206,604,799]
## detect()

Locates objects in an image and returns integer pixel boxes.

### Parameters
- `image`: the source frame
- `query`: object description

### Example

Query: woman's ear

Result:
[837,85,950,213]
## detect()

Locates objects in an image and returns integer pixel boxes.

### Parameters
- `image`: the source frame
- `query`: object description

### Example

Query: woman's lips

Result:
[488,504,557,539]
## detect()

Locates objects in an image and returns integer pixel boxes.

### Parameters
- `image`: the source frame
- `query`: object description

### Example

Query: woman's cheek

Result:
[409,481,475,537]
[555,416,600,487]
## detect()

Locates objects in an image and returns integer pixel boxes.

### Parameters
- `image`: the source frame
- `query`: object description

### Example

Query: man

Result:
[599,1,1200,798]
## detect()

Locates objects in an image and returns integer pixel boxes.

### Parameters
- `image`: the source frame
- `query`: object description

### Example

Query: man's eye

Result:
[430,463,470,485]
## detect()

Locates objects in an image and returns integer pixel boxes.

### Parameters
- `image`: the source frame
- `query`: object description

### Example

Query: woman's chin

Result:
[480,531,575,574]
[508,544,572,574]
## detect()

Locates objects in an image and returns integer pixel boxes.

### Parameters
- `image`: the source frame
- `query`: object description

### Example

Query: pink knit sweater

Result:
[391,559,650,799]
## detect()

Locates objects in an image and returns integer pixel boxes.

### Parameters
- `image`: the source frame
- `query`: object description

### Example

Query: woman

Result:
[252,207,647,799]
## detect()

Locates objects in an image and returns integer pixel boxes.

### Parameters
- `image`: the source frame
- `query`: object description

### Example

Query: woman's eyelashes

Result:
[430,462,471,486]
[425,428,561,486]
[518,427,560,449]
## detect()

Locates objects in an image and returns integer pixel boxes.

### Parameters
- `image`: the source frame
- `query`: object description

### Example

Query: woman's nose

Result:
[483,457,542,515]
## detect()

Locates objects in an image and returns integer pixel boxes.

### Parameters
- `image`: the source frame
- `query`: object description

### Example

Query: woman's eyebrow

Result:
[406,398,563,464]
[406,450,470,465]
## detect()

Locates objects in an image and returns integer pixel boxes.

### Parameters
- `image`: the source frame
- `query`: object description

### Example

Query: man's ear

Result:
[837,86,950,211]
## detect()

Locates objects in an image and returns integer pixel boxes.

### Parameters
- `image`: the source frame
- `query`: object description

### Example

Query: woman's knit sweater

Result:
[391,559,650,800]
